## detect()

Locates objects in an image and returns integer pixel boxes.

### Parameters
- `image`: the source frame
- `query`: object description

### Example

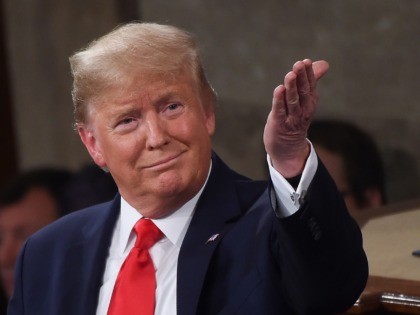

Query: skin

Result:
[0,188,59,297]
[79,59,328,219]
[264,59,329,177]
[79,72,215,219]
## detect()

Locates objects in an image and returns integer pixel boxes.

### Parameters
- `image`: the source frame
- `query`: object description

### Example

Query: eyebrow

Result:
[150,90,181,104]
[108,85,189,119]
[111,107,142,123]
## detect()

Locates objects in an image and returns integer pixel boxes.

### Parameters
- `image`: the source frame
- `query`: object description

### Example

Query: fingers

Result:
[294,60,312,93]
[284,71,301,116]
[283,60,310,116]
[303,59,316,90]
[272,84,286,115]
[292,61,312,114]
[272,59,328,118]
[283,59,324,117]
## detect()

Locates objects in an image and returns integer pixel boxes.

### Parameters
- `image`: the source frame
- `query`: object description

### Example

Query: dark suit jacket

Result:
[8,154,368,315]
[0,287,7,315]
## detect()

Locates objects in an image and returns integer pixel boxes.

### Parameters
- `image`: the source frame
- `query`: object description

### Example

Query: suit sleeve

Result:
[267,140,318,217]
[269,160,368,315]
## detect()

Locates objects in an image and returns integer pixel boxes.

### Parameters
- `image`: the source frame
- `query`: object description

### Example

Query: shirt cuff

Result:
[267,140,318,217]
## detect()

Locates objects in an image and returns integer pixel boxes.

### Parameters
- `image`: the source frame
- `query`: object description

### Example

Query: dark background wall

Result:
[1,0,419,203]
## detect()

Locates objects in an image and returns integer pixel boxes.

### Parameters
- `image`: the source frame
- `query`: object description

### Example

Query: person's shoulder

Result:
[55,197,115,224]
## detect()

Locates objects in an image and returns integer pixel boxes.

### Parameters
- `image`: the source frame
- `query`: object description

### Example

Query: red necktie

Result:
[108,218,163,315]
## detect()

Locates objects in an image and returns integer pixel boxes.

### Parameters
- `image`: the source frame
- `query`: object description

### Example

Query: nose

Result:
[145,113,169,150]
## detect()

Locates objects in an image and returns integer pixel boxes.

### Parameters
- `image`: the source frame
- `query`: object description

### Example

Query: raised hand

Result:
[263,59,329,178]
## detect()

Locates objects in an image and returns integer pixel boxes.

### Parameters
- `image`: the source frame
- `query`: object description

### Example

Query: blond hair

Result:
[69,22,215,125]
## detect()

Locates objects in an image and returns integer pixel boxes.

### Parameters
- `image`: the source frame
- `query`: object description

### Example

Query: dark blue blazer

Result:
[8,154,368,315]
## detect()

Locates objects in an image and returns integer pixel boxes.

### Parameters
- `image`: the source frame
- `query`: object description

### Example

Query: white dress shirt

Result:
[96,143,318,315]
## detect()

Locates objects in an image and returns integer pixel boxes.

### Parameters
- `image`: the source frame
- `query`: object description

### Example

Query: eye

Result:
[162,103,184,118]
[113,116,139,133]
[119,117,136,125]
[167,103,180,111]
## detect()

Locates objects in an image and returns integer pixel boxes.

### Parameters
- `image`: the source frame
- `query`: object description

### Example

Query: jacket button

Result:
[307,217,322,241]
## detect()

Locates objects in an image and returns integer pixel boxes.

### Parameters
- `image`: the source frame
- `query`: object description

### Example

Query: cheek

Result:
[100,135,143,166]
[176,114,213,141]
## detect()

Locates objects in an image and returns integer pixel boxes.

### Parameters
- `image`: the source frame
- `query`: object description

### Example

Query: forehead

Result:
[117,64,198,95]
[89,70,202,115]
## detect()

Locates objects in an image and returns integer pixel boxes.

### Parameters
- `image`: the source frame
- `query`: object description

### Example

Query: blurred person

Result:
[308,119,386,214]
[9,23,367,315]
[0,168,72,299]
[0,165,117,312]
[61,163,118,212]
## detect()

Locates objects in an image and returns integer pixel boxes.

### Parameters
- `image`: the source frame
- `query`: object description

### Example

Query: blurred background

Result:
[1,0,419,204]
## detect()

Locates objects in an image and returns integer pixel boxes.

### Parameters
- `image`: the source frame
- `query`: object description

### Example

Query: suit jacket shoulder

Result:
[8,197,120,315]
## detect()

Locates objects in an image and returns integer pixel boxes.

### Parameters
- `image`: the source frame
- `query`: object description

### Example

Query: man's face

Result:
[79,71,215,218]
[0,188,58,297]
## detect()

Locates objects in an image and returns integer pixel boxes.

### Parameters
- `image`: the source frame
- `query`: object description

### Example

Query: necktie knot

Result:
[134,218,163,250]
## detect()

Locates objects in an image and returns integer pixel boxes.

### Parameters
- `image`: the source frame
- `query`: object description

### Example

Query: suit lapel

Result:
[61,196,120,314]
[177,155,244,315]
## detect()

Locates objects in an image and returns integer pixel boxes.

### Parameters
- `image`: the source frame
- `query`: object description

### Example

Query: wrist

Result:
[270,142,310,178]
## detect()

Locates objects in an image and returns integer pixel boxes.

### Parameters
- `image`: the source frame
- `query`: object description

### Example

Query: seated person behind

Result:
[0,168,72,300]
[308,119,386,214]
[60,163,118,212]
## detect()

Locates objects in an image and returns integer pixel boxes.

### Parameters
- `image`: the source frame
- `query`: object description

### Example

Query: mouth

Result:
[143,151,186,170]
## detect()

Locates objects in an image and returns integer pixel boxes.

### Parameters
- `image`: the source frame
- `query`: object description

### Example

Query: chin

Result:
[158,175,186,195]
[157,171,199,198]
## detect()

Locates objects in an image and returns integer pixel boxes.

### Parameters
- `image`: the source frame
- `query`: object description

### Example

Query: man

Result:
[0,168,72,300]
[9,23,368,315]
[0,165,117,313]
[308,120,386,214]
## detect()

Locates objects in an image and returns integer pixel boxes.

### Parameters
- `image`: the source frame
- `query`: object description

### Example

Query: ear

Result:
[201,87,216,137]
[78,126,107,168]
[205,110,215,137]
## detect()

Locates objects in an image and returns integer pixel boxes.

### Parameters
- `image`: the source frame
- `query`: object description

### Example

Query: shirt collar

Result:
[118,162,212,254]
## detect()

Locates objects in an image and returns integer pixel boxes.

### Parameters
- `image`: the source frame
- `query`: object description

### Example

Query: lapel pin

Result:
[205,233,220,244]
